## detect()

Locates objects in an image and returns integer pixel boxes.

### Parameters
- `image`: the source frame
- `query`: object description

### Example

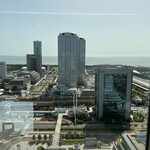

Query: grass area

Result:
[61,140,84,145]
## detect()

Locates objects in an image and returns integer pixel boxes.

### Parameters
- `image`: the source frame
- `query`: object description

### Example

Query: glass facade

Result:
[0,101,33,132]
[103,74,127,119]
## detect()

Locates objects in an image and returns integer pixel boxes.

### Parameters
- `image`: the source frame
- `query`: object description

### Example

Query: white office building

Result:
[0,62,7,79]
[58,32,85,88]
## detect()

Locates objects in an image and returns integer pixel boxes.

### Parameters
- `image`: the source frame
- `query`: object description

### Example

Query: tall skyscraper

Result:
[33,41,42,55]
[0,62,7,79]
[95,67,132,120]
[78,36,86,85]
[58,32,86,88]
[33,40,42,73]
[26,41,42,74]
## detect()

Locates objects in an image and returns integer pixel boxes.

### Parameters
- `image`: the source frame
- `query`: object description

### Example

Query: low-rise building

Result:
[81,88,95,96]
[5,77,31,91]
[113,130,146,150]
[18,70,40,84]
[68,107,88,120]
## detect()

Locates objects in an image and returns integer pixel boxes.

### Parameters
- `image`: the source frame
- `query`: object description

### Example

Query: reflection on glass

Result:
[103,75,127,121]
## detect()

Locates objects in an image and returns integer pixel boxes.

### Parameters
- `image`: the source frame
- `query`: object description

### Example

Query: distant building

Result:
[95,67,132,120]
[34,40,42,72]
[5,77,30,91]
[58,32,86,88]
[81,88,95,96]
[26,41,42,74]
[34,40,42,73]
[26,54,42,74]
[33,40,42,55]
[18,70,40,84]
[0,62,7,79]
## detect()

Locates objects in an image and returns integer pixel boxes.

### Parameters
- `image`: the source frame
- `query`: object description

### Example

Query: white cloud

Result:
[36,24,42,27]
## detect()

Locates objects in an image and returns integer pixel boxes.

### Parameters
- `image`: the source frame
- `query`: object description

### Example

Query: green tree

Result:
[37,146,44,150]
[96,142,100,148]
[32,135,36,141]
[65,134,69,139]
[75,133,80,139]
[44,134,47,141]
[38,134,42,140]
[41,116,45,121]
[79,133,84,139]
[61,134,65,139]
[70,133,74,139]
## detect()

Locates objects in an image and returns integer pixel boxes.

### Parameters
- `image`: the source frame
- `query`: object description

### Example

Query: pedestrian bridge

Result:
[51,112,67,148]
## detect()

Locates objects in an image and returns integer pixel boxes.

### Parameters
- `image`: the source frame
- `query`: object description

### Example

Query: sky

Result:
[0,0,150,57]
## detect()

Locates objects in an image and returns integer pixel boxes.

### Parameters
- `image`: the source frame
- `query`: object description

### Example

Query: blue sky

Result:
[0,0,150,57]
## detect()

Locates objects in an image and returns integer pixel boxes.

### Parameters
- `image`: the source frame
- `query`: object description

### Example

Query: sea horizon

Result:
[0,55,150,67]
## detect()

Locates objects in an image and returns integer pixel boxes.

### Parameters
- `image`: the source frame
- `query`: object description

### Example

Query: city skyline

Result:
[0,1,149,149]
[0,0,150,57]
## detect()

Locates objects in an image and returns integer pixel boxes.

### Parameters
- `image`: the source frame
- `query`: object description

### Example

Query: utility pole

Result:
[72,92,76,125]
[76,89,77,108]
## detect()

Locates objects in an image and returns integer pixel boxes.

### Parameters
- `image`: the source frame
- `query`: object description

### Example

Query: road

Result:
[27,73,56,99]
